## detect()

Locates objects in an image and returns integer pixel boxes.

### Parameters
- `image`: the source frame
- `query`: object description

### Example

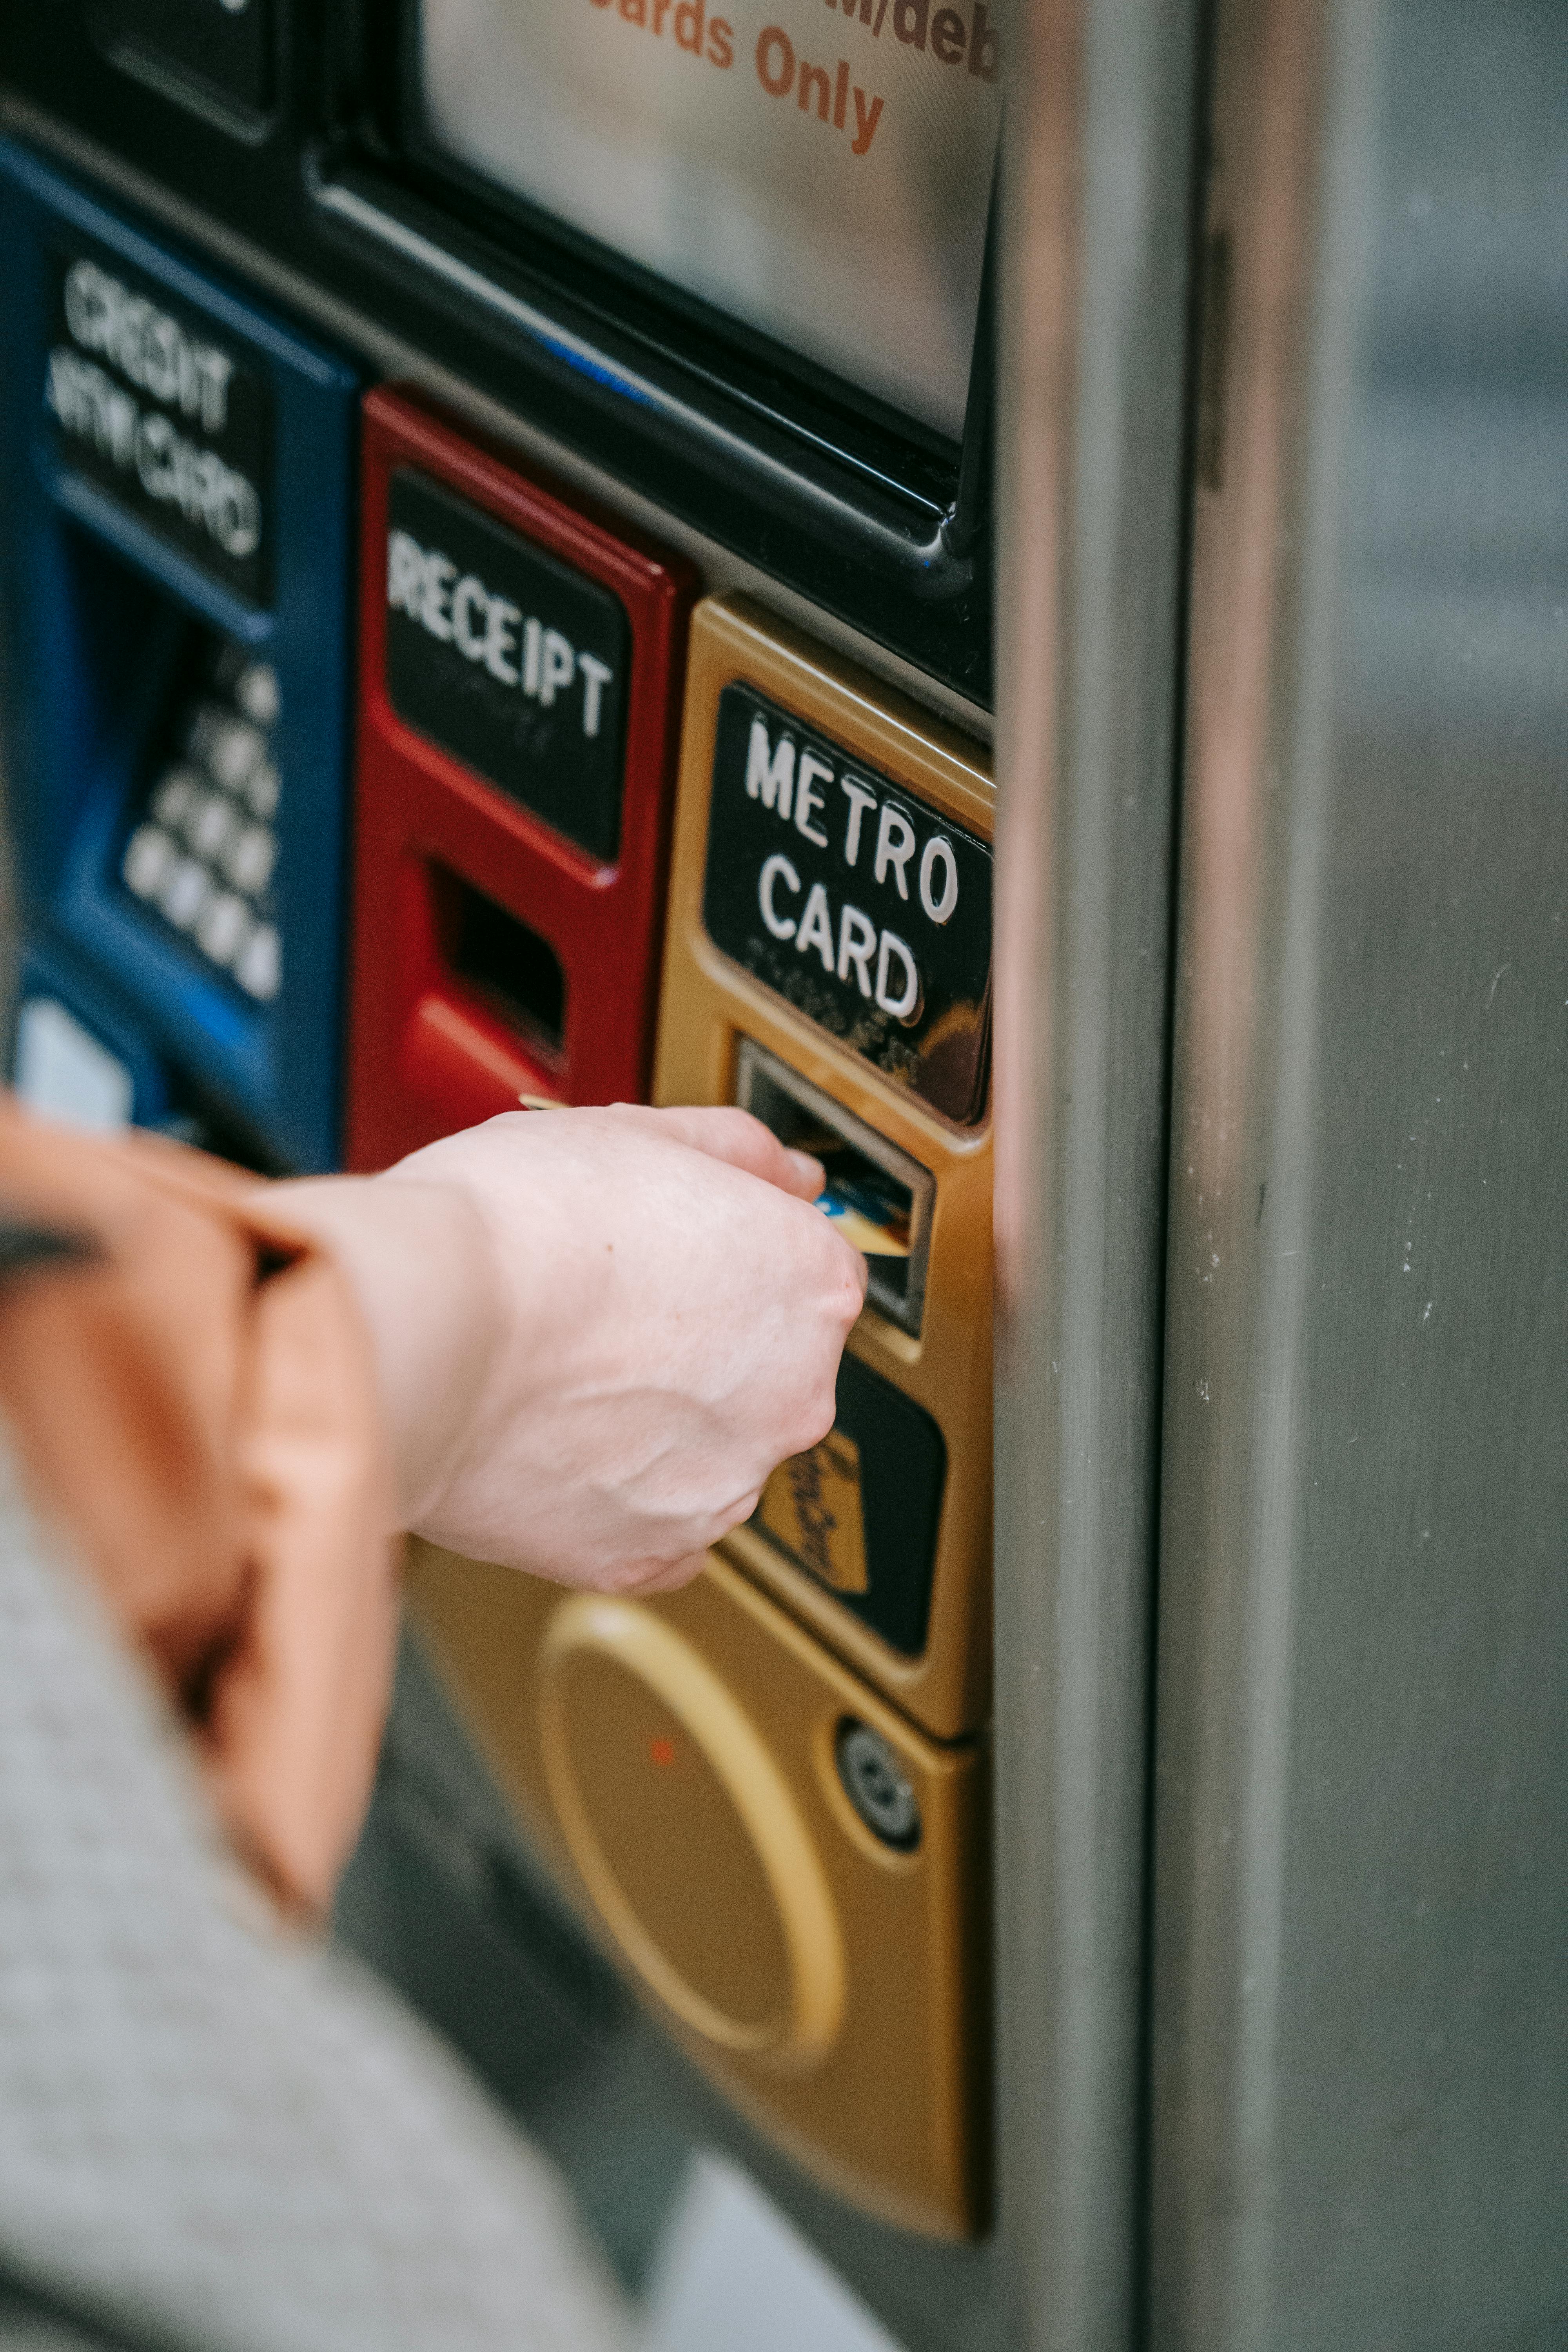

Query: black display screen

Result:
[414,0,1002,440]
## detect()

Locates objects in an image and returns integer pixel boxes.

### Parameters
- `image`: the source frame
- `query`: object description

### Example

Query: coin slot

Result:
[435,866,567,1059]
[734,1038,933,1337]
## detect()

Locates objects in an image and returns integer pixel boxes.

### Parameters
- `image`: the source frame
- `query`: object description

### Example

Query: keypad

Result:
[120,641,282,1004]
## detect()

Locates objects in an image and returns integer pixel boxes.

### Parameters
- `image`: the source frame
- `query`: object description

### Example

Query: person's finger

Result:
[632,1104,825,1200]
[609,1546,717,1597]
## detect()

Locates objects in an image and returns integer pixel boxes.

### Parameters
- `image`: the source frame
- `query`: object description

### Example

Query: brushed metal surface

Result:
[991,2,1199,2346]
[1151,0,1568,2342]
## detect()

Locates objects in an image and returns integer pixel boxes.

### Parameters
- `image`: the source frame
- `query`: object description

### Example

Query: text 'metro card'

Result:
[702,684,992,1124]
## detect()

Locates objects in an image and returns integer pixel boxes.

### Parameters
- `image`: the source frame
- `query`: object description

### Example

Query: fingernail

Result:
[788,1149,826,1192]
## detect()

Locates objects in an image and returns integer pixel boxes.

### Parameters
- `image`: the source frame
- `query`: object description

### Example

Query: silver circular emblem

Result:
[835,1720,921,1851]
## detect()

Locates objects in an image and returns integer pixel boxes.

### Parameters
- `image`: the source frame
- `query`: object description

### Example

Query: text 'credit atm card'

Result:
[809,1143,911,1259]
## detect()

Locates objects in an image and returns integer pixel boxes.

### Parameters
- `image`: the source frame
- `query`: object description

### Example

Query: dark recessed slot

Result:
[438,868,566,1057]
[734,1040,933,1338]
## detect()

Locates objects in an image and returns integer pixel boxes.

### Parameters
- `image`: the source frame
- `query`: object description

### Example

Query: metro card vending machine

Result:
[0,0,1011,2301]
[0,140,357,1170]
[6,0,1568,2347]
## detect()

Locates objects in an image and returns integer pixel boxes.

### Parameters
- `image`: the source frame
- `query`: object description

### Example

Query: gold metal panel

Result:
[653,595,994,1739]
[406,1540,989,2239]
[540,1597,844,2064]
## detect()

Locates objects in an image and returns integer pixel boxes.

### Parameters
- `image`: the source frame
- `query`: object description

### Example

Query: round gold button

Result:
[538,1595,845,2069]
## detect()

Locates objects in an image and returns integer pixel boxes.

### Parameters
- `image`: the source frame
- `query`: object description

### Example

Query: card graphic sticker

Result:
[744,1351,946,1657]
[704,683,992,1123]
[756,1430,870,1595]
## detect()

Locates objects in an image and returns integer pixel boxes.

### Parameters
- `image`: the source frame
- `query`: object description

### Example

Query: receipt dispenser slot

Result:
[437,867,566,1060]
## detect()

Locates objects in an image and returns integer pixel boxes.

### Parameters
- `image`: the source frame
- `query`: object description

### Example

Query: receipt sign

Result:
[384,468,631,863]
[702,684,991,1123]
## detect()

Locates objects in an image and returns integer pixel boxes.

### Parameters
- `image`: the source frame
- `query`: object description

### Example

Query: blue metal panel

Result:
[14,946,174,1132]
[0,138,358,1171]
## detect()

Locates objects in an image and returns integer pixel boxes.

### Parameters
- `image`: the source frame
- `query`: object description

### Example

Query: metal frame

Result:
[991,2,1203,2346]
[734,1037,937,1342]
[1151,0,1568,2341]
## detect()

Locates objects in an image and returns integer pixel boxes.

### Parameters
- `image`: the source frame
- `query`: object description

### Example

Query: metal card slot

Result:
[733,1035,934,1339]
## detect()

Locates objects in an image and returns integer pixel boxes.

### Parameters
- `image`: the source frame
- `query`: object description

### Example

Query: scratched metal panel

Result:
[1151,0,1568,2343]
[990,1,1199,2347]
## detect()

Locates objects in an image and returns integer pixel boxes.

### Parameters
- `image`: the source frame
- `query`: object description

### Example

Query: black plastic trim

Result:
[310,158,988,606]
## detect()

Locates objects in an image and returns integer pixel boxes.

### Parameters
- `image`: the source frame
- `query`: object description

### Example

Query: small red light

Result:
[649,1735,677,1769]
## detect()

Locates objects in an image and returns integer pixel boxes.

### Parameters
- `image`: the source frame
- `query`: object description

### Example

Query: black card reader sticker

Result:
[751,1352,946,1659]
[384,469,631,865]
[702,684,992,1124]
[44,245,273,607]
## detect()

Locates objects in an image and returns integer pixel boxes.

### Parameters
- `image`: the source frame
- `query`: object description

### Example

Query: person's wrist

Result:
[259,1172,505,1531]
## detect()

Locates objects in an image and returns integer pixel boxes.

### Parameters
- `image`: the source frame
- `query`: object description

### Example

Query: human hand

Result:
[272,1105,866,1593]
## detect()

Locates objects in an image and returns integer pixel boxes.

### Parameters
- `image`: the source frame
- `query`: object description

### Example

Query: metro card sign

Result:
[384,468,631,863]
[702,684,991,1123]
[44,244,273,604]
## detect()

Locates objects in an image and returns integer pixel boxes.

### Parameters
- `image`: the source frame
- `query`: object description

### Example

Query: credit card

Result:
[818,1192,910,1256]
[808,1140,912,1259]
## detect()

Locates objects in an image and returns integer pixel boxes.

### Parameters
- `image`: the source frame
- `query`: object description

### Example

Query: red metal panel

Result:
[346,386,695,1170]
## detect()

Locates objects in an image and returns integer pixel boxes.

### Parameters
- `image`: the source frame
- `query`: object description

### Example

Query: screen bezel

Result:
[316,0,997,702]
[397,2,974,478]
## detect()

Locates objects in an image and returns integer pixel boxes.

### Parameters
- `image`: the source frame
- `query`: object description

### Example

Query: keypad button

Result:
[158,855,209,932]
[123,824,174,900]
[126,634,288,1004]
[234,662,280,730]
[187,791,236,862]
[235,922,281,1002]
[196,890,251,967]
[188,706,265,792]
[223,823,277,897]
[152,767,200,830]
[245,759,281,823]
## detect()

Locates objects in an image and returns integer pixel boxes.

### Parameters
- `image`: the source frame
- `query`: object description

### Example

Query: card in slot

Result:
[810,1143,912,1259]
